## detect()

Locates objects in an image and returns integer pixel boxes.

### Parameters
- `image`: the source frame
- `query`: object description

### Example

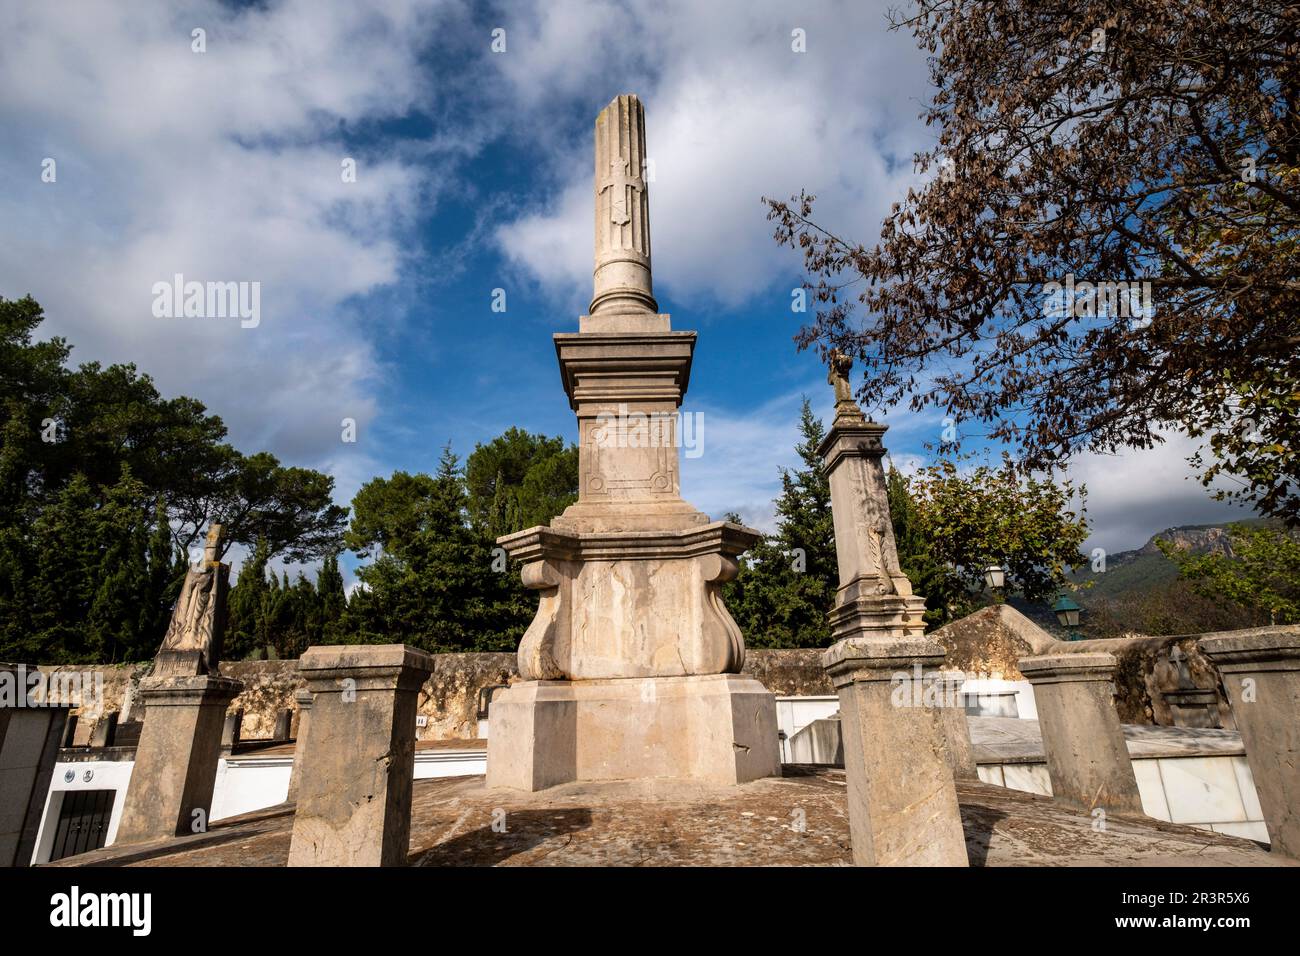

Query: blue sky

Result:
[0,0,1252,584]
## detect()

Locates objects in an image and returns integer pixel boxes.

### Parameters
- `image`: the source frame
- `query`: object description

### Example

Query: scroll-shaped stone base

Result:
[500,521,759,681]
[288,644,433,867]
[115,674,243,845]
[485,674,780,791]
[1018,652,1143,816]
[824,639,969,867]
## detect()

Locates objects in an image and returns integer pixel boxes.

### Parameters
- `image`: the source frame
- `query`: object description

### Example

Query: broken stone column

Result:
[117,524,244,844]
[288,644,433,866]
[1199,628,1300,856]
[487,94,779,791]
[818,353,967,866]
[1017,652,1143,815]
[285,687,313,803]
[0,663,72,867]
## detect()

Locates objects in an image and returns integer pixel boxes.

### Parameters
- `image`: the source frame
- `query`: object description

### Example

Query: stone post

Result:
[0,663,72,867]
[826,643,968,865]
[288,644,433,866]
[817,354,967,866]
[272,708,293,742]
[937,670,977,780]
[89,711,118,748]
[1199,628,1300,856]
[1017,652,1142,815]
[115,674,243,844]
[220,709,242,755]
[285,687,313,804]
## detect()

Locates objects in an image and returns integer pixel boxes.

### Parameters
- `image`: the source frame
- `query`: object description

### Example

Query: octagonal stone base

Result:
[485,674,780,791]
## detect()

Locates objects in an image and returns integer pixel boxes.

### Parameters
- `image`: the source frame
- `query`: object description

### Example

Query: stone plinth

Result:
[503,522,758,680]
[1018,652,1143,815]
[824,640,968,866]
[288,644,433,866]
[285,688,313,803]
[115,674,243,845]
[1199,629,1300,856]
[486,673,779,790]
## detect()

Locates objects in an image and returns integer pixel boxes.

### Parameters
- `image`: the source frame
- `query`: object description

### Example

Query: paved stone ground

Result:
[49,767,1293,867]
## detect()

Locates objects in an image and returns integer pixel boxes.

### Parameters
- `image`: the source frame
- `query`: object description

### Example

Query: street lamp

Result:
[983,563,1006,591]
[1053,595,1083,639]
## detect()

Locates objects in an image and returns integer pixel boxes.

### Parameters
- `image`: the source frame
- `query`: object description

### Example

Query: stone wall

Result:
[931,604,1237,727]
[41,648,833,744]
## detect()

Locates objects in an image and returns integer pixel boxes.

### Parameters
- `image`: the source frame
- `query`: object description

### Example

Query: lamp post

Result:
[1052,595,1083,640]
[983,563,1006,603]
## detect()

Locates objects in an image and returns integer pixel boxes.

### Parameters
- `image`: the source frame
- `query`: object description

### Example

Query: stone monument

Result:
[819,353,969,866]
[154,524,229,678]
[116,524,242,844]
[486,94,780,790]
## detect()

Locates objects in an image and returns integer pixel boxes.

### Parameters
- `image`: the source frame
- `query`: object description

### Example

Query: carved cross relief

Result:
[599,151,642,237]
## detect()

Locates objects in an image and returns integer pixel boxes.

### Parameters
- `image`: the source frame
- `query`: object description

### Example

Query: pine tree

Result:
[226,537,271,660]
[725,399,838,648]
[316,552,346,642]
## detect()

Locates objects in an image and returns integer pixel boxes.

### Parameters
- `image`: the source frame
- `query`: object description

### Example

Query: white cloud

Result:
[0,0,450,476]
[1063,432,1254,553]
[494,0,934,308]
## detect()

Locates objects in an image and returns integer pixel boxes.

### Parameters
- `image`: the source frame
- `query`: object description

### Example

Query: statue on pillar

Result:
[154,523,231,677]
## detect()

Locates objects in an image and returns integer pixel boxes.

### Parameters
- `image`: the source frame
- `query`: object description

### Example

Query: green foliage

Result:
[896,457,1090,618]
[886,466,961,627]
[0,294,347,663]
[464,427,578,540]
[1159,523,1300,624]
[341,445,536,653]
[725,400,837,648]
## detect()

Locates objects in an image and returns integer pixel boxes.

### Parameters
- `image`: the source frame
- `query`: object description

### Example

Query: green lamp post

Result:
[1052,595,1083,640]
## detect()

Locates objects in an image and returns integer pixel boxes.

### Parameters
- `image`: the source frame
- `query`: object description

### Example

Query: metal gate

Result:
[48,789,115,862]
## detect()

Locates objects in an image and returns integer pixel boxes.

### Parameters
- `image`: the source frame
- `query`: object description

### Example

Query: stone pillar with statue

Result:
[116,524,243,844]
[819,353,969,866]
[486,94,781,790]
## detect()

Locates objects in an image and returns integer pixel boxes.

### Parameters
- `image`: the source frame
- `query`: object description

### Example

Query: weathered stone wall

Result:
[741,649,832,695]
[930,604,1237,727]
[39,649,837,744]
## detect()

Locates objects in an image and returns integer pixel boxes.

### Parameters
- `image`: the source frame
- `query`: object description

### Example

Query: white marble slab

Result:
[1132,759,1171,822]
[1157,756,1248,824]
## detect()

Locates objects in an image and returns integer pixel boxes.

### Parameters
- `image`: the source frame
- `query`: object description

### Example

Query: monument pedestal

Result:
[288,644,433,867]
[825,639,969,866]
[115,674,243,844]
[486,673,779,790]
[486,94,780,794]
